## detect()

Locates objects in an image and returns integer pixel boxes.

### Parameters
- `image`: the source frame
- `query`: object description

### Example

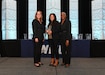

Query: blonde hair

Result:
[35,11,43,24]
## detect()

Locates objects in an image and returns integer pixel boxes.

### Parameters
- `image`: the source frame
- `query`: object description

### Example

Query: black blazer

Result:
[48,21,60,40]
[32,19,45,40]
[60,19,71,40]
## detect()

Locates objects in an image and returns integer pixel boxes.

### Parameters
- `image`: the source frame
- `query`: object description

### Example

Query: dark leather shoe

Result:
[60,63,65,66]
[53,62,59,67]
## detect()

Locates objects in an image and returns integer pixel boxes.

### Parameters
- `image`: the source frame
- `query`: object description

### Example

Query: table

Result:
[1,40,105,57]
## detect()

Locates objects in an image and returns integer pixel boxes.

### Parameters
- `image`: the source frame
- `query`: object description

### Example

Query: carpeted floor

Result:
[0,57,105,75]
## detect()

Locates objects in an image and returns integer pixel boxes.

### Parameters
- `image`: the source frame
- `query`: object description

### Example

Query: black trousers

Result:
[34,40,43,63]
[48,39,59,59]
[61,39,71,64]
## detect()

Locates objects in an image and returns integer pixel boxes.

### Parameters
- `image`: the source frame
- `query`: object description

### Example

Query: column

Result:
[79,0,92,39]
[17,0,28,39]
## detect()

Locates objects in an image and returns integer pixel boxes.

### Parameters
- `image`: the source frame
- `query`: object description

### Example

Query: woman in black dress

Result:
[32,11,45,67]
[60,12,72,67]
[46,13,60,67]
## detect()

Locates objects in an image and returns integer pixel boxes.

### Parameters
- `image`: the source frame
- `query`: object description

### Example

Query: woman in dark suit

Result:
[46,13,60,67]
[32,11,45,67]
[60,12,72,67]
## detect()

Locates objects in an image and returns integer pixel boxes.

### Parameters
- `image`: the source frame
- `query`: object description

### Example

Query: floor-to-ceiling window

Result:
[92,0,102,39]
[28,0,37,39]
[2,0,17,40]
[46,0,61,39]
[69,0,78,39]
[92,0,105,39]
[1,0,79,40]
[103,0,105,39]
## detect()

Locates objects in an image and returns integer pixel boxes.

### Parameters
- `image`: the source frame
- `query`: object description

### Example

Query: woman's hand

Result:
[35,38,39,42]
[65,40,69,47]
[43,39,44,42]
[48,30,52,35]
[46,30,49,33]
[46,30,52,35]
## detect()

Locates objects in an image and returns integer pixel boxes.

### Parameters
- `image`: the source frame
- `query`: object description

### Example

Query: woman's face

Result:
[36,11,42,19]
[61,13,66,20]
[50,15,55,22]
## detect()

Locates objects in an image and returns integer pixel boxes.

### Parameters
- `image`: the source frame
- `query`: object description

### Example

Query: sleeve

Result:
[66,20,71,40]
[43,25,45,33]
[32,20,38,38]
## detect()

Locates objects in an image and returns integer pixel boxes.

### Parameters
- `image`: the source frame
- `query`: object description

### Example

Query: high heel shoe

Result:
[34,63,40,67]
[53,59,59,67]
[60,63,65,66]
[49,58,55,66]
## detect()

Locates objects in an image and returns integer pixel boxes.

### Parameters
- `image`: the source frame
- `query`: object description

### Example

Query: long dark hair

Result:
[49,13,57,24]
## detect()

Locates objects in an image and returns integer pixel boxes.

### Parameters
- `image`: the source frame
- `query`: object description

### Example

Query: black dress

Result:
[47,21,60,59]
[32,19,45,63]
[60,19,72,64]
